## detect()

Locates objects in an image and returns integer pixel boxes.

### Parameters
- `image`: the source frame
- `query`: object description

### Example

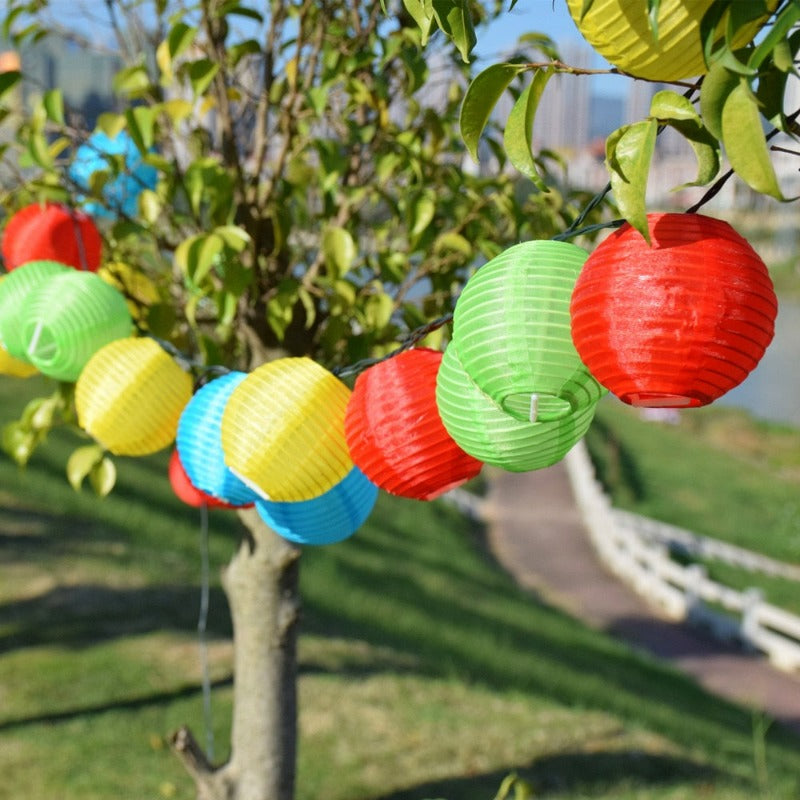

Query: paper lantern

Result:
[0,260,70,361]
[566,0,776,81]
[2,202,102,271]
[570,213,778,409]
[452,240,605,424]
[21,270,132,381]
[345,348,482,500]
[176,371,259,507]
[69,130,158,219]
[75,337,192,456]
[255,466,377,546]
[0,344,37,377]
[168,449,242,510]
[221,357,352,502]
[436,341,597,472]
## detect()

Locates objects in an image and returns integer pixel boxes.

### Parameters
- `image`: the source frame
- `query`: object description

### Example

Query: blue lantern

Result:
[176,371,259,507]
[255,466,378,545]
[69,130,158,219]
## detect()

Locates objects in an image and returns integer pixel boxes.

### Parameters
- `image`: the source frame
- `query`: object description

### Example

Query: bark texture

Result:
[172,508,301,800]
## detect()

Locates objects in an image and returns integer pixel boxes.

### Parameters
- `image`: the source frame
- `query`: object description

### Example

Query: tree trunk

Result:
[172,507,301,800]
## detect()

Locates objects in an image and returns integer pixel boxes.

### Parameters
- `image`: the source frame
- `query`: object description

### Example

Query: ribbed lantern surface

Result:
[255,466,378,546]
[570,213,778,409]
[76,337,192,456]
[566,0,775,81]
[345,348,482,500]
[168,450,240,510]
[0,260,70,361]
[176,371,259,507]
[70,130,158,219]
[221,357,352,502]
[2,202,103,271]
[453,240,604,423]
[22,270,132,381]
[436,341,597,472]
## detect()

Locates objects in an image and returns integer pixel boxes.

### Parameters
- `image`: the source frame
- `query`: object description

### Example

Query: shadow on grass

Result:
[0,584,232,655]
[373,751,719,800]
[0,675,233,733]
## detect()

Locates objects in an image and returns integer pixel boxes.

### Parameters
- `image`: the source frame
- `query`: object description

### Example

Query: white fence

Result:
[564,440,800,674]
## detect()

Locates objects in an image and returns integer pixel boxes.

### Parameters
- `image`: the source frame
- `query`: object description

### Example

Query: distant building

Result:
[16,37,120,127]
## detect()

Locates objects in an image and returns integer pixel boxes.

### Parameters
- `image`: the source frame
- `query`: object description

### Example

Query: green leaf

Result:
[772,37,796,73]
[186,59,220,96]
[43,89,64,124]
[433,231,472,256]
[431,0,476,63]
[747,2,800,71]
[228,39,262,68]
[96,112,127,140]
[2,422,35,466]
[401,0,435,44]
[503,67,553,191]
[168,22,197,60]
[409,192,436,238]
[721,81,786,200]
[646,0,661,41]
[26,132,52,169]
[146,303,177,338]
[461,63,527,161]
[322,226,356,278]
[113,64,152,96]
[223,5,264,22]
[125,106,156,151]
[0,70,21,99]
[649,89,698,122]
[650,90,720,187]
[160,98,193,124]
[89,457,116,497]
[67,444,105,491]
[215,225,251,251]
[699,61,739,140]
[606,119,657,243]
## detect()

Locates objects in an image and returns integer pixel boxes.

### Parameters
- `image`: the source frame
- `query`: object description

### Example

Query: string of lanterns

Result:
[0,186,778,547]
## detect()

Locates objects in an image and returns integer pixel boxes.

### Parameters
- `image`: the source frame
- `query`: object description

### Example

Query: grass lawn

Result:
[1,375,800,799]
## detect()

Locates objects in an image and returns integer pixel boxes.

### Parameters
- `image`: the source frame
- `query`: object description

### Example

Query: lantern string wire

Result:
[68,209,90,271]
[197,501,215,761]
[128,82,779,385]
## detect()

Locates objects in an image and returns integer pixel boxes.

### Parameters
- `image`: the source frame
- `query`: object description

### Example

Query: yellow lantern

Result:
[221,357,352,502]
[566,0,776,81]
[75,337,192,456]
[0,343,37,377]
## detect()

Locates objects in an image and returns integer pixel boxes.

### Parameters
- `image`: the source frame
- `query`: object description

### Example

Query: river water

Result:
[717,298,800,428]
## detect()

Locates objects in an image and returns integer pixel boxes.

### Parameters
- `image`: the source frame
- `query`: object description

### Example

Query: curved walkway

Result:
[486,462,800,736]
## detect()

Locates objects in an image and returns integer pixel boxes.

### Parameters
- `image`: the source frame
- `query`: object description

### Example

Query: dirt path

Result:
[486,461,800,736]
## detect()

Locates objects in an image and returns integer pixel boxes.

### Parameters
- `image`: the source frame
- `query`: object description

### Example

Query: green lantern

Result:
[0,260,70,361]
[452,240,605,423]
[435,340,597,472]
[22,270,133,381]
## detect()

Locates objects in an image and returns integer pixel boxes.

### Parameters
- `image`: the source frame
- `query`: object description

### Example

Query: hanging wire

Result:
[197,501,215,762]
[68,208,90,271]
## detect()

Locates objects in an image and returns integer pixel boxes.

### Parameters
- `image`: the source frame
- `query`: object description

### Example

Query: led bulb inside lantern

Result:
[452,240,605,423]
[436,340,598,472]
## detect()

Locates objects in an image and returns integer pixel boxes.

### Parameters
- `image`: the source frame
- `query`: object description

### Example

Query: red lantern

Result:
[570,213,777,408]
[2,202,102,271]
[345,348,482,500]
[168,450,245,510]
